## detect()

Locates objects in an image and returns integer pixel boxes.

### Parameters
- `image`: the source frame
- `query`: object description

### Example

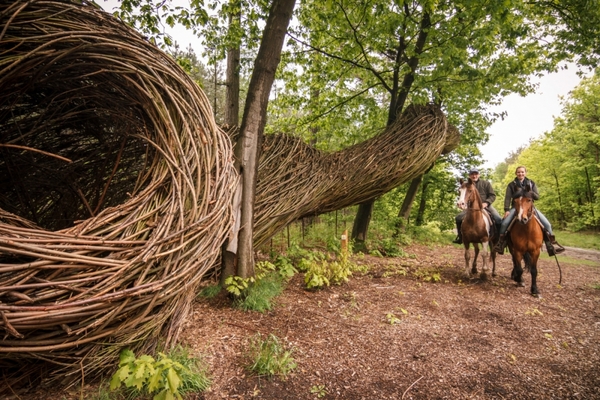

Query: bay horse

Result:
[456,178,497,278]
[508,188,544,296]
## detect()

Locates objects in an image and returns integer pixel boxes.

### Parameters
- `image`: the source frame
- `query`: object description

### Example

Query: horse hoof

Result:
[517,282,525,287]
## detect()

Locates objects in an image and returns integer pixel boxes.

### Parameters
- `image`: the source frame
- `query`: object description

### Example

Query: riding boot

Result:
[548,234,565,255]
[494,234,506,255]
[452,221,462,244]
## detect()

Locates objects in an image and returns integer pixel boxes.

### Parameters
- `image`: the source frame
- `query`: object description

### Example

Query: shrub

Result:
[245,333,296,378]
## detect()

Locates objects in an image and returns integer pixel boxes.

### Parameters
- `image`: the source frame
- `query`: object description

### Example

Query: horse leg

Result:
[463,243,471,277]
[511,252,525,287]
[480,241,489,278]
[529,251,541,296]
[491,249,497,277]
[471,243,479,276]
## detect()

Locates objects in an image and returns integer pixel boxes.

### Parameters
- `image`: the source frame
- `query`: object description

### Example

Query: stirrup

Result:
[546,242,556,257]
[494,242,505,255]
[553,242,565,254]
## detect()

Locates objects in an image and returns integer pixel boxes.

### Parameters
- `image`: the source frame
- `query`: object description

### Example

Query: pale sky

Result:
[481,66,587,169]
[99,1,586,171]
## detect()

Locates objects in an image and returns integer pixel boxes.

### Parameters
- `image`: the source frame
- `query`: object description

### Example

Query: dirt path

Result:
[19,244,600,399]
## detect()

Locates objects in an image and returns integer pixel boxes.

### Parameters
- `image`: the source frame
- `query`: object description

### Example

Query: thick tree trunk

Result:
[231,0,296,278]
[351,200,373,252]
[398,175,423,221]
[415,179,430,226]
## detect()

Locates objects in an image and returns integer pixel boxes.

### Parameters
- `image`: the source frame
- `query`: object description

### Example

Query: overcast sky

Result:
[481,66,588,169]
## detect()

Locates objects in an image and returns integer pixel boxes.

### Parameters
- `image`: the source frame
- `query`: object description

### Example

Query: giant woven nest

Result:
[0,0,460,384]
[0,0,236,379]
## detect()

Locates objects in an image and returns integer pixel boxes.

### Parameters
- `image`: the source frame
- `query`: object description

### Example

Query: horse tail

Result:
[523,252,532,272]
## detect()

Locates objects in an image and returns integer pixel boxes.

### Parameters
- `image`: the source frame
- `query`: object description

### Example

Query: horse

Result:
[508,188,544,296]
[456,178,497,278]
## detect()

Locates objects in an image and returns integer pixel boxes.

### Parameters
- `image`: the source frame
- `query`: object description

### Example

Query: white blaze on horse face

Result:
[457,186,467,210]
[516,197,524,221]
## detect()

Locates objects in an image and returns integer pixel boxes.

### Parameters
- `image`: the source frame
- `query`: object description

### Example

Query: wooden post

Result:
[341,229,348,255]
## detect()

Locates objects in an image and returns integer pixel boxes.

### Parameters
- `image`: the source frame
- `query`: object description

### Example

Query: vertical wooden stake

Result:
[341,229,348,255]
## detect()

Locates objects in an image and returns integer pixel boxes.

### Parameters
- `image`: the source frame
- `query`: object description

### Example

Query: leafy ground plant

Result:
[224,261,286,312]
[109,346,210,400]
[245,333,296,378]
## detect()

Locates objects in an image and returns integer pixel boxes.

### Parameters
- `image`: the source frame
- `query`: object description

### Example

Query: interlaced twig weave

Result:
[253,104,460,246]
[0,0,236,379]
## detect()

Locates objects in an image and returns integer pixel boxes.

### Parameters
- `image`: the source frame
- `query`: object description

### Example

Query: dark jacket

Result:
[473,179,496,207]
[503,177,540,211]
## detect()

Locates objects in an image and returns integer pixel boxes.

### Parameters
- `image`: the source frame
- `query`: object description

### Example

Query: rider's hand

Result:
[504,211,510,218]
[483,202,488,208]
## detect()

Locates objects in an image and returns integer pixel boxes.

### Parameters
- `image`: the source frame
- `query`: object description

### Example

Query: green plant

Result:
[198,284,221,299]
[303,249,355,289]
[245,333,296,378]
[273,255,298,279]
[386,312,401,325]
[224,275,251,297]
[310,384,327,398]
[412,267,442,282]
[236,273,284,312]
[110,346,209,400]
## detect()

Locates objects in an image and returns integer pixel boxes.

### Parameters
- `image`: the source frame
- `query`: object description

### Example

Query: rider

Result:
[453,169,502,244]
[494,166,565,256]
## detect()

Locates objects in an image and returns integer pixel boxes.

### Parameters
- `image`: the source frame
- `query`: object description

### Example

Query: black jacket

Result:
[503,177,539,211]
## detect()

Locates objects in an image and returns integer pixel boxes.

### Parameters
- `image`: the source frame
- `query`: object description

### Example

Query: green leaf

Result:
[119,349,136,366]
[109,370,124,390]
[147,368,163,393]
[166,367,182,393]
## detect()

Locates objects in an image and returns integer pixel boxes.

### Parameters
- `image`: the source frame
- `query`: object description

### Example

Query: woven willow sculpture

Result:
[0,0,236,377]
[0,0,459,383]
[253,105,460,246]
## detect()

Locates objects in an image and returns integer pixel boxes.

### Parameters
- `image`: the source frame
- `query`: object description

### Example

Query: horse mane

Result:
[512,188,533,200]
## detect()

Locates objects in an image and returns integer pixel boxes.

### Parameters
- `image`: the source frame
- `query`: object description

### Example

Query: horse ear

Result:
[459,178,464,185]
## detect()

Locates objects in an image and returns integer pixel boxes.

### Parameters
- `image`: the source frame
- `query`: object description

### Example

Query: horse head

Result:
[512,189,534,224]
[457,178,467,210]
[457,178,481,211]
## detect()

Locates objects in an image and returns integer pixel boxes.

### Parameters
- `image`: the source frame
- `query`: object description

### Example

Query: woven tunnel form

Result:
[0,0,236,377]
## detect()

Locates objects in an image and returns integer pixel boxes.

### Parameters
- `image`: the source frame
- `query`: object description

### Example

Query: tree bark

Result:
[225,21,240,127]
[415,179,430,226]
[231,0,296,278]
[221,8,242,285]
[399,175,423,221]
[351,200,373,252]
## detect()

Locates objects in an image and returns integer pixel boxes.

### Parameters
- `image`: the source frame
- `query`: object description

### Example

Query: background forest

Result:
[104,0,600,240]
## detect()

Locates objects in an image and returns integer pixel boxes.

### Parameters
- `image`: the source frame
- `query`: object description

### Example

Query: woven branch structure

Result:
[0,0,236,378]
[0,0,460,383]
[253,105,460,246]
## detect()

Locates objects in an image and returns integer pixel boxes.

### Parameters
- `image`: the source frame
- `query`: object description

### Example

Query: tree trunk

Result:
[398,175,423,222]
[231,0,296,278]
[351,200,373,252]
[225,20,240,126]
[221,7,242,285]
[415,179,430,226]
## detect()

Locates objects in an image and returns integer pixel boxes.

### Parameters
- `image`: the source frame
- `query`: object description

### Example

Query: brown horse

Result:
[456,178,497,278]
[508,189,544,296]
